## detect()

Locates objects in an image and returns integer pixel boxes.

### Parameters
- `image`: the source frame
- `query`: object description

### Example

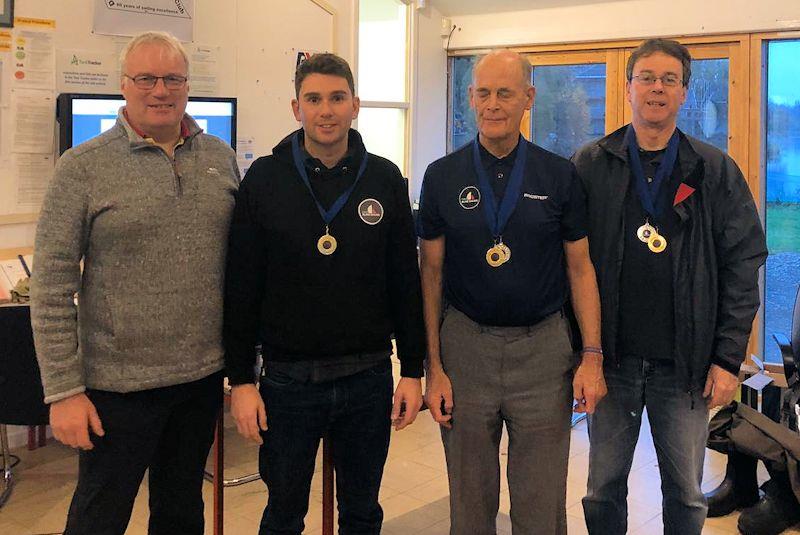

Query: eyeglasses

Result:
[124,74,188,90]
[631,73,683,87]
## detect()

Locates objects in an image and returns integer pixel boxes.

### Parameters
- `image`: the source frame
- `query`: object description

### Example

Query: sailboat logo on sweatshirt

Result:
[358,199,384,225]
[458,186,481,209]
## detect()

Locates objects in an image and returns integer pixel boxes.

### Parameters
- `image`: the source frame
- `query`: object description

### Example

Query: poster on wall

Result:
[57,49,118,93]
[12,88,54,153]
[14,153,54,210]
[187,44,218,96]
[12,28,55,89]
[93,0,194,42]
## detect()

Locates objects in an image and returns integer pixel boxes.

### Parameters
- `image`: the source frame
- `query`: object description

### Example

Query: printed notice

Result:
[57,49,118,93]
[236,137,256,177]
[14,153,55,209]
[188,44,219,96]
[93,0,194,42]
[12,29,56,89]
[12,89,55,153]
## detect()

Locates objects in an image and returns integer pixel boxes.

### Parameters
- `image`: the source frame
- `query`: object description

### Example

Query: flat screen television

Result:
[56,93,237,154]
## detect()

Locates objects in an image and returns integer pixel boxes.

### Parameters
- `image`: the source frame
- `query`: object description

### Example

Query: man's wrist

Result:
[425,358,444,375]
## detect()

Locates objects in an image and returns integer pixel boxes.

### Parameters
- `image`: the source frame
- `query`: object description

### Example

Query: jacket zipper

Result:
[171,155,183,196]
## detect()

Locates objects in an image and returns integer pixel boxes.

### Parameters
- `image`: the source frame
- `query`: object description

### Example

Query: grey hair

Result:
[473,49,532,88]
[119,31,189,75]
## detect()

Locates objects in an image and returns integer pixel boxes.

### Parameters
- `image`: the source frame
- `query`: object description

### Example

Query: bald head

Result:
[469,49,535,157]
[473,50,532,90]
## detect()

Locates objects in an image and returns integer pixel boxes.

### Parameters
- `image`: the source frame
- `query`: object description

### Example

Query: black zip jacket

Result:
[572,125,767,392]
[224,129,425,384]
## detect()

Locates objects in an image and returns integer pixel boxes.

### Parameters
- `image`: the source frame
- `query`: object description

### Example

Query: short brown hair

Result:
[294,53,355,97]
[627,39,692,87]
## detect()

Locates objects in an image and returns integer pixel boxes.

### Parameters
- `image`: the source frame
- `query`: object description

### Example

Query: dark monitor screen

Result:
[57,94,237,154]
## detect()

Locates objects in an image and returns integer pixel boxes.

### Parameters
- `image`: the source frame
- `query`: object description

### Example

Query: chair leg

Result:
[0,424,15,509]
[213,409,224,535]
[323,437,334,535]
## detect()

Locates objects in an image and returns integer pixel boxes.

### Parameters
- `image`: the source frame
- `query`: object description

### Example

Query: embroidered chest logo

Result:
[458,186,481,209]
[358,198,384,225]
[523,193,548,201]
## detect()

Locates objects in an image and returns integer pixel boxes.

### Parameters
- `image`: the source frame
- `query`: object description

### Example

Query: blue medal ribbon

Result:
[471,136,528,240]
[625,125,679,223]
[291,131,369,228]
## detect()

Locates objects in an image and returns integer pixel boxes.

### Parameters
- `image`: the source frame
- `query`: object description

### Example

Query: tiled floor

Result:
[2,362,799,535]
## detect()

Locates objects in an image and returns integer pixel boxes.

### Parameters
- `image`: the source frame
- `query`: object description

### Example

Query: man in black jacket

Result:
[573,39,767,535]
[223,53,425,535]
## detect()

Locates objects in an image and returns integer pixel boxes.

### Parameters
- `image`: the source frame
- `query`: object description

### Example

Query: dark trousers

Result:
[258,360,394,535]
[64,371,223,535]
[583,357,708,535]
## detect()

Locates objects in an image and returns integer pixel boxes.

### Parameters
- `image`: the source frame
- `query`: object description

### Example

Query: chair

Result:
[773,285,800,388]
[0,304,49,508]
[773,285,800,431]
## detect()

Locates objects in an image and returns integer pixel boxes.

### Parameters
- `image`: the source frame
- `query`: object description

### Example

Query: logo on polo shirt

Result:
[458,186,481,209]
[523,193,549,201]
[358,198,384,225]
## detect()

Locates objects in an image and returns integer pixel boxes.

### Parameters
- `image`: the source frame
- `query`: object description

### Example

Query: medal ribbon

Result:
[471,136,528,239]
[625,125,679,223]
[291,131,369,227]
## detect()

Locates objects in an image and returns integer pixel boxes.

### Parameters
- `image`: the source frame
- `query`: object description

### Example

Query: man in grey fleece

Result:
[30,31,238,535]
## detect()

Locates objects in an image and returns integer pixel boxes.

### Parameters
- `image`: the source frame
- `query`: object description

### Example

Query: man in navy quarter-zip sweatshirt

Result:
[224,53,425,535]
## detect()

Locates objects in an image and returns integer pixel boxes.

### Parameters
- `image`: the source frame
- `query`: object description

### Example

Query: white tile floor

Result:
[2,362,799,535]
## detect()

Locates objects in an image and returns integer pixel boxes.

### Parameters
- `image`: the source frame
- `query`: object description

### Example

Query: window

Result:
[448,58,608,158]
[357,0,410,175]
[764,39,800,362]
[450,56,478,151]
[531,63,606,158]
[677,59,729,152]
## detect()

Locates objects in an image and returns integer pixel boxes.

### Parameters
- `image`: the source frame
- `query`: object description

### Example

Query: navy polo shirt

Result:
[417,137,588,327]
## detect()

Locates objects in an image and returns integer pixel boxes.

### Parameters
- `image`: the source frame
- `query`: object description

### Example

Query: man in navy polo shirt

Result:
[417,49,607,534]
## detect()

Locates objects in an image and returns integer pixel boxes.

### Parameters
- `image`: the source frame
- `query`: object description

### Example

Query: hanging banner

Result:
[92,0,194,42]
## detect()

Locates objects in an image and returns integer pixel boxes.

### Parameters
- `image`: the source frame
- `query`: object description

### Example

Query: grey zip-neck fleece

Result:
[31,111,239,403]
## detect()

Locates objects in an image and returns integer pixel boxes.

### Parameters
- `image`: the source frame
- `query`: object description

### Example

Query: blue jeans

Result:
[582,357,709,535]
[257,360,393,535]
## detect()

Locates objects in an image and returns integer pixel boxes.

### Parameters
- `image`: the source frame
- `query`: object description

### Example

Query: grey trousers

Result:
[440,307,575,535]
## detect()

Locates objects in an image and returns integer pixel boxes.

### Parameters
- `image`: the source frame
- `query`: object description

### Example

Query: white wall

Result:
[446,0,800,49]
[409,4,448,201]
[0,0,356,250]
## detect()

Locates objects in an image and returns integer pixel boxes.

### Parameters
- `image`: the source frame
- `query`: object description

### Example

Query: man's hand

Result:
[573,353,607,414]
[703,364,739,409]
[424,368,454,429]
[391,378,423,431]
[50,393,104,450]
[230,383,268,444]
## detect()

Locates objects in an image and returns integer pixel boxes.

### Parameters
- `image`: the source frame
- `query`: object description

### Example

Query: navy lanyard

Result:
[291,131,369,226]
[471,137,528,238]
[625,125,679,222]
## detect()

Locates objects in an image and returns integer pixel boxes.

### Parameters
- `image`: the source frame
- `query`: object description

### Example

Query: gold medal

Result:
[637,220,655,243]
[497,242,511,263]
[486,246,505,267]
[647,232,667,253]
[317,228,337,255]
